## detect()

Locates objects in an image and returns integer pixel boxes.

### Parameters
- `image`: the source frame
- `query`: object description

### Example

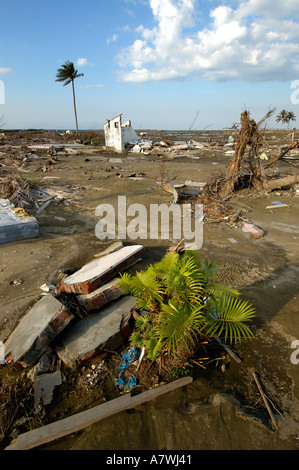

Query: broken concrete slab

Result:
[27,351,55,380]
[57,296,137,366]
[77,279,124,312]
[59,245,143,294]
[4,294,74,367]
[34,371,62,406]
[0,198,39,244]
[108,158,123,164]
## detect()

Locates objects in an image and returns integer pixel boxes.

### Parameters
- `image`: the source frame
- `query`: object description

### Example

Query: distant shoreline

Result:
[1,128,289,133]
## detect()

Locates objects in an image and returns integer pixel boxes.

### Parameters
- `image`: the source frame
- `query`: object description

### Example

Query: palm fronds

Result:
[118,250,255,363]
[205,296,256,344]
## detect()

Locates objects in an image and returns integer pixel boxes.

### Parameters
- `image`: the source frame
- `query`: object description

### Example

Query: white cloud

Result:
[106,34,119,44]
[76,58,94,67]
[116,0,299,83]
[117,25,132,33]
[0,67,13,74]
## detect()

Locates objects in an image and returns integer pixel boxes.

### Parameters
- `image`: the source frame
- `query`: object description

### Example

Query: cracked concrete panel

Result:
[4,294,73,366]
[57,296,137,366]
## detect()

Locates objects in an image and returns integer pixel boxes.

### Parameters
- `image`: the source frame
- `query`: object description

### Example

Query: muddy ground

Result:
[0,129,299,450]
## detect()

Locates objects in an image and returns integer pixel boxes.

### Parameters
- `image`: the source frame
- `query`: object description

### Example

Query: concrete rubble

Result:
[56,296,138,367]
[33,371,63,407]
[59,244,144,294]
[4,294,74,367]
[104,114,141,152]
[3,243,144,375]
[77,279,124,312]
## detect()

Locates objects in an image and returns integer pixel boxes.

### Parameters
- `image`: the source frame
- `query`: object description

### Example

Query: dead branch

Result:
[263,173,299,191]
[263,142,299,169]
[251,369,277,430]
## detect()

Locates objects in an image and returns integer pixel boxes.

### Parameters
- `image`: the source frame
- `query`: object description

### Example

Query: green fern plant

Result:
[117,250,255,363]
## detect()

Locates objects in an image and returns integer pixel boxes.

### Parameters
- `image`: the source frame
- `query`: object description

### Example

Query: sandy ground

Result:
[0,130,299,450]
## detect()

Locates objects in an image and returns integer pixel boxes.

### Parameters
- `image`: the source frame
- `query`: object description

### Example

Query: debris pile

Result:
[207,109,299,197]
[0,176,34,210]
[126,138,212,158]
[1,244,144,417]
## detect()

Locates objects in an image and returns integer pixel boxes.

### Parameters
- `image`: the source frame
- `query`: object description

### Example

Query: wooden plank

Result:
[214,337,242,364]
[5,376,193,450]
[251,369,277,430]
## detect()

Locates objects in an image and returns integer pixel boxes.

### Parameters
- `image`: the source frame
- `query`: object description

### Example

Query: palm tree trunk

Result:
[72,80,79,136]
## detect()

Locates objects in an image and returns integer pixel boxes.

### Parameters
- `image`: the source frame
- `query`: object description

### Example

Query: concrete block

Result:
[34,371,62,406]
[0,198,39,244]
[77,279,123,311]
[57,296,137,366]
[59,244,143,294]
[4,294,74,367]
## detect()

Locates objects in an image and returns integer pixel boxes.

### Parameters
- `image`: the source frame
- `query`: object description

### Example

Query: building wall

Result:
[104,115,141,152]
[104,115,123,151]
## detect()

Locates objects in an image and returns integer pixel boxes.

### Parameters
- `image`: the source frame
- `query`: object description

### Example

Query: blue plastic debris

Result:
[117,347,140,372]
[115,347,140,391]
[115,374,137,392]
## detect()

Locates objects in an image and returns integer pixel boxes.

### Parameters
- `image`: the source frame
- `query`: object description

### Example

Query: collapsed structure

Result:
[104,114,141,152]
[4,244,144,368]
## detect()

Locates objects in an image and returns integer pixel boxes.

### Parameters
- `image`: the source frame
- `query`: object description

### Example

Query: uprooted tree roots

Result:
[205,109,299,199]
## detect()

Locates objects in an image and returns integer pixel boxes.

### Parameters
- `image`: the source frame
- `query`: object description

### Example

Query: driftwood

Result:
[263,141,299,169]
[263,173,299,191]
[214,337,242,364]
[251,369,277,430]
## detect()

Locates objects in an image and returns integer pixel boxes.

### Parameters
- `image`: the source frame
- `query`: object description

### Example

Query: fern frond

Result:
[130,331,144,348]
[208,284,241,299]
[116,273,134,294]
[143,337,164,361]
[135,314,152,332]
[154,301,205,357]
[205,296,255,344]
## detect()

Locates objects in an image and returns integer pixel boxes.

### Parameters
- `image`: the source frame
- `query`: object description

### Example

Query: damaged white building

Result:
[104,114,141,152]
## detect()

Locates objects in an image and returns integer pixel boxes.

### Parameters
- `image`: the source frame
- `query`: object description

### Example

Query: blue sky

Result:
[1,0,299,130]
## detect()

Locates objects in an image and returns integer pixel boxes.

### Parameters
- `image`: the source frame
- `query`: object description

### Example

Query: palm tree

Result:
[276,110,296,129]
[286,111,296,128]
[55,61,84,135]
[118,250,255,365]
